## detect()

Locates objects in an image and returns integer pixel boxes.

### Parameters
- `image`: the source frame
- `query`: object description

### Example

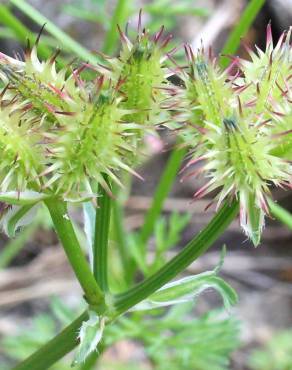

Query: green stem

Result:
[220,0,265,68]
[268,199,292,230]
[45,199,105,310]
[111,175,136,286]
[140,146,187,244]
[13,311,88,370]
[14,200,238,369]
[94,177,112,291]
[112,198,129,268]
[113,200,239,313]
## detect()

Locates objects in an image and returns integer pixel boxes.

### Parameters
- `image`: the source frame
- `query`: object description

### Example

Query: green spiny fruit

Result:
[0,41,138,201]
[43,76,139,198]
[0,42,77,125]
[174,45,235,148]
[97,12,174,142]
[0,99,44,193]
[178,44,291,245]
[234,25,292,159]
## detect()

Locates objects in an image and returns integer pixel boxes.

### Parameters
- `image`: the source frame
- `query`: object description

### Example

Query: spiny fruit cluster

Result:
[0,18,172,200]
[0,20,291,244]
[176,25,292,245]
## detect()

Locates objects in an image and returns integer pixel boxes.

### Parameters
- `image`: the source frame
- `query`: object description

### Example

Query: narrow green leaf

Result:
[0,5,51,59]
[131,248,237,311]
[102,0,130,54]
[10,0,99,64]
[220,0,265,68]
[268,199,292,230]
[127,234,148,274]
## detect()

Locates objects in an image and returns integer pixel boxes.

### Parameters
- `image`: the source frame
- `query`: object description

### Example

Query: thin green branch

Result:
[45,199,105,310]
[268,199,292,230]
[10,0,99,64]
[140,146,187,244]
[114,200,239,313]
[94,177,112,291]
[220,0,265,68]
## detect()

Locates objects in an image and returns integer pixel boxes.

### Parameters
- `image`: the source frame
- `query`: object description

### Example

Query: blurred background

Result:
[0,1,292,369]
